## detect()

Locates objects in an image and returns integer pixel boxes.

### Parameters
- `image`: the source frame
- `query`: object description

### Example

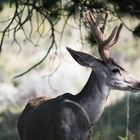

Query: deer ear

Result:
[66,47,101,68]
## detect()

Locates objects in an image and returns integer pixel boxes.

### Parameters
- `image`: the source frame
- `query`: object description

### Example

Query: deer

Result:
[17,11,140,140]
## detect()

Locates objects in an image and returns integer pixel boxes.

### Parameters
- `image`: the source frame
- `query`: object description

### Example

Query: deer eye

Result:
[112,68,120,73]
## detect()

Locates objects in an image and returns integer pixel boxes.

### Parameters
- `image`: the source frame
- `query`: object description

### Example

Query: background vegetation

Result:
[0,0,140,140]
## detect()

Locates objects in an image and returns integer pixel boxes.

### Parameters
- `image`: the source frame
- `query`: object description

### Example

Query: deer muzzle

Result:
[125,78,140,92]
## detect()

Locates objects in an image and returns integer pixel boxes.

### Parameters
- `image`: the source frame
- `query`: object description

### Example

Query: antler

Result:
[85,11,123,63]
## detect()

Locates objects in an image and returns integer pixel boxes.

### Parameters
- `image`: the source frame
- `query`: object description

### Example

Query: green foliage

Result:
[93,132,101,140]
[133,24,140,38]
[42,0,62,23]
[0,110,20,140]
[110,0,140,18]
[64,0,79,17]
[85,31,97,47]
[93,94,140,140]
[42,0,60,8]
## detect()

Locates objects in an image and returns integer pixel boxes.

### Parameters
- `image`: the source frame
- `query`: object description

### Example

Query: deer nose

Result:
[135,82,140,87]
[132,81,140,91]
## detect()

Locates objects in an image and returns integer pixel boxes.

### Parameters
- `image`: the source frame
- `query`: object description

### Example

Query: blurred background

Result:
[0,0,140,140]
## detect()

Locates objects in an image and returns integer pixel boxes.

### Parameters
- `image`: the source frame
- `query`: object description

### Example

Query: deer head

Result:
[67,11,140,92]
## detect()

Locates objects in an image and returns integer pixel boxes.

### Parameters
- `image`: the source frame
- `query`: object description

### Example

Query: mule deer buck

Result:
[17,11,140,140]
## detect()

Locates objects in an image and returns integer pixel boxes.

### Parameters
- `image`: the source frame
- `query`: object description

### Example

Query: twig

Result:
[13,17,57,78]
[13,38,55,79]
[113,3,134,32]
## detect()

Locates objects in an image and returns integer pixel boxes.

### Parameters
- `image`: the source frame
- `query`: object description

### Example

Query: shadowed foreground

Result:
[0,94,139,140]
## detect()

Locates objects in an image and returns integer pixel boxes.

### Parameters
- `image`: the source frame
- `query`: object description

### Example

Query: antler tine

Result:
[85,10,96,23]
[85,11,123,64]
[100,12,109,35]
[103,26,118,48]
[109,23,123,47]
[85,11,103,44]
[85,11,109,62]
[104,23,123,49]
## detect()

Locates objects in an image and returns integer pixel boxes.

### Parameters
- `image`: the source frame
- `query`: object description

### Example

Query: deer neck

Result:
[75,70,110,124]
